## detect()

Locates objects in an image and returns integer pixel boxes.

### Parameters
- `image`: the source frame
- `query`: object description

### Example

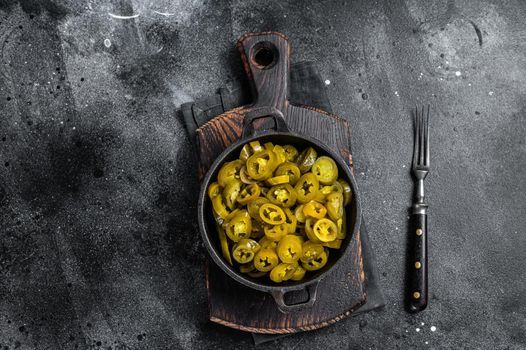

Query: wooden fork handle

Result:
[409,212,428,312]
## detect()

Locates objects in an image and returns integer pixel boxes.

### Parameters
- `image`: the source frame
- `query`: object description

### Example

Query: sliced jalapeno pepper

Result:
[239,144,252,162]
[212,195,230,221]
[249,141,263,152]
[258,203,286,225]
[237,183,261,205]
[208,182,221,200]
[272,145,287,165]
[314,182,343,202]
[266,184,297,208]
[320,182,344,196]
[240,141,263,162]
[283,145,298,162]
[313,189,327,203]
[240,166,257,184]
[338,179,352,206]
[224,210,252,242]
[323,239,342,249]
[296,147,317,173]
[291,265,306,281]
[302,247,328,271]
[251,220,265,239]
[311,156,338,185]
[266,175,290,186]
[270,263,298,282]
[303,200,327,219]
[277,235,303,263]
[215,223,232,266]
[283,208,297,234]
[247,197,269,221]
[304,217,320,242]
[232,238,260,264]
[264,142,274,150]
[275,162,301,185]
[217,160,243,187]
[326,192,344,221]
[223,179,242,210]
[312,218,338,242]
[224,208,241,222]
[294,204,307,224]
[259,236,278,249]
[300,241,325,264]
[246,150,276,180]
[239,262,255,273]
[264,223,288,241]
[253,248,279,272]
[294,173,319,203]
[337,208,347,239]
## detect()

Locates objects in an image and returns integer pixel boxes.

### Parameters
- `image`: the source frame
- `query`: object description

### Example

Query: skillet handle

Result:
[270,282,319,314]
[241,107,289,139]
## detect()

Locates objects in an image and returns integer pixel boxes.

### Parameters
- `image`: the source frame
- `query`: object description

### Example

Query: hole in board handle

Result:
[251,41,279,69]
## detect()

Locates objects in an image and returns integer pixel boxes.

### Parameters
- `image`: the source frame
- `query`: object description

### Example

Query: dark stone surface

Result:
[0,0,524,349]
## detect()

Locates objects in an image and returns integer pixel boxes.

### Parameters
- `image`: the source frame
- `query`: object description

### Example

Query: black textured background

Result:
[0,0,525,349]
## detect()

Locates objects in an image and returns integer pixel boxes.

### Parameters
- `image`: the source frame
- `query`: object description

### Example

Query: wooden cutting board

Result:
[196,32,366,334]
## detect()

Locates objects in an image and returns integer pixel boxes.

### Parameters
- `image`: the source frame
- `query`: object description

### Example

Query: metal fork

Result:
[409,105,430,312]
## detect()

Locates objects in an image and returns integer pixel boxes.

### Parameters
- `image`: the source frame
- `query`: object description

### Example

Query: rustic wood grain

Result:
[196,32,366,334]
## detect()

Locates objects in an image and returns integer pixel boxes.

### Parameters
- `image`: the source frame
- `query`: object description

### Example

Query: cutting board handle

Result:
[237,32,289,112]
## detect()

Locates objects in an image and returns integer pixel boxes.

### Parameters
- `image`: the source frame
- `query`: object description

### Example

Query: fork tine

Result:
[425,104,430,166]
[413,106,419,167]
[418,106,425,165]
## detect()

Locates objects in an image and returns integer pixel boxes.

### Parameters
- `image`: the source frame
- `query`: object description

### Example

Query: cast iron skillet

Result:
[197,32,361,313]
[198,109,362,313]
